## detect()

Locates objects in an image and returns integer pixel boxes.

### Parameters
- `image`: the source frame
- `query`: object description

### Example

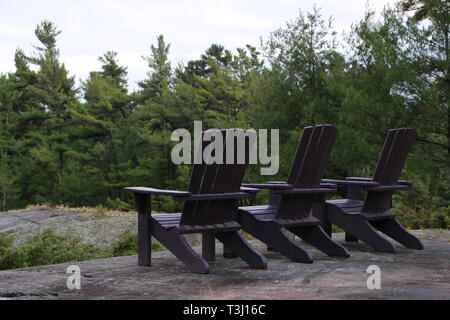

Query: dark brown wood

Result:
[125,187,190,196]
[176,192,255,201]
[242,183,294,189]
[287,225,349,257]
[202,233,216,261]
[322,128,424,252]
[125,128,266,273]
[345,184,362,242]
[151,219,209,274]
[325,203,396,252]
[363,128,415,214]
[313,194,332,237]
[215,231,267,268]
[277,125,338,220]
[223,245,238,258]
[134,193,152,266]
[239,211,313,263]
[370,219,424,249]
[276,187,337,194]
[239,125,349,261]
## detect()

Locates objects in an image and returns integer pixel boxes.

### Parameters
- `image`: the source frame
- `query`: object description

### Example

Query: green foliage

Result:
[0,229,165,271]
[109,229,137,256]
[395,207,450,229]
[21,229,107,266]
[109,229,163,256]
[0,3,449,229]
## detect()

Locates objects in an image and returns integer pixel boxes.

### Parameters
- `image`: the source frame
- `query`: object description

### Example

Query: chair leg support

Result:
[345,232,359,242]
[134,193,152,266]
[152,222,210,274]
[215,231,268,269]
[370,218,424,250]
[288,225,350,258]
[326,206,396,253]
[202,233,216,261]
[240,212,313,263]
[223,245,238,259]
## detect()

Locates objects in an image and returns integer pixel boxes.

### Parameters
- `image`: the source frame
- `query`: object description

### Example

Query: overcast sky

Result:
[0,0,396,91]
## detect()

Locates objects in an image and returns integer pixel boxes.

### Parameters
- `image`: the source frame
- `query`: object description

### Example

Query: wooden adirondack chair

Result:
[238,125,350,263]
[321,128,424,253]
[125,129,267,274]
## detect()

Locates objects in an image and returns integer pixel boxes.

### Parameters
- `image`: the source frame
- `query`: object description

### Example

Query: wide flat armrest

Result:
[242,183,293,190]
[322,179,379,187]
[345,177,372,181]
[241,186,260,193]
[276,187,337,195]
[345,177,414,186]
[346,177,413,186]
[321,183,337,188]
[176,192,256,201]
[398,180,413,186]
[366,185,412,191]
[124,187,191,196]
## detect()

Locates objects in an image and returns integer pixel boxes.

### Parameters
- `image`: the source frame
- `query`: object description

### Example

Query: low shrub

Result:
[0,229,165,271]
[393,207,450,230]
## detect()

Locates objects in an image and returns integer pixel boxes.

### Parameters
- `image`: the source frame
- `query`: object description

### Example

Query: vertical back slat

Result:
[372,129,397,183]
[180,137,209,225]
[293,126,325,187]
[180,129,255,226]
[286,126,314,185]
[363,128,415,213]
[277,125,338,219]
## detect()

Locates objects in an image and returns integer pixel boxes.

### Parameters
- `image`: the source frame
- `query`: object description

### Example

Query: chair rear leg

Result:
[215,231,267,269]
[370,218,424,250]
[288,225,350,258]
[152,223,210,274]
[223,245,238,259]
[240,212,313,263]
[202,233,216,261]
[326,206,396,253]
[345,232,359,242]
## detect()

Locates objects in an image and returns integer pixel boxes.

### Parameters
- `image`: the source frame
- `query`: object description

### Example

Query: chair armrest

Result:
[345,177,414,186]
[240,186,260,194]
[124,187,191,197]
[320,183,337,188]
[276,187,337,195]
[346,177,413,186]
[175,192,256,201]
[345,177,372,181]
[322,179,380,187]
[366,185,412,191]
[242,183,294,190]
[398,180,413,186]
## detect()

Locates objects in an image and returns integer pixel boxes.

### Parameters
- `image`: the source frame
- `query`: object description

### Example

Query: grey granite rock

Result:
[0,209,200,247]
[0,231,448,300]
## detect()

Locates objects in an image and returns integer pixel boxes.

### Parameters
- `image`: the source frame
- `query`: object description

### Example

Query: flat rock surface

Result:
[0,209,201,246]
[0,230,449,300]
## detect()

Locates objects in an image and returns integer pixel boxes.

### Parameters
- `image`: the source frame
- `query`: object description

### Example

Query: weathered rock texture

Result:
[0,209,203,246]
[0,231,448,300]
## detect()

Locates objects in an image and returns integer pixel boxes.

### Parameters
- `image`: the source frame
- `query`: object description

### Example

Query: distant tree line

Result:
[0,0,448,227]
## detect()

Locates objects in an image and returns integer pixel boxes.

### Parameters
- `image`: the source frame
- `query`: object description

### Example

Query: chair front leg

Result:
[345,185,363,242]
[134,193,152,266]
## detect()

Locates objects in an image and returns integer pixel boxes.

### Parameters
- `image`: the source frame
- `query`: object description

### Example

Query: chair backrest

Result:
[180,128,256,226]
[363,128,415,213]
[276,125,338,219]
